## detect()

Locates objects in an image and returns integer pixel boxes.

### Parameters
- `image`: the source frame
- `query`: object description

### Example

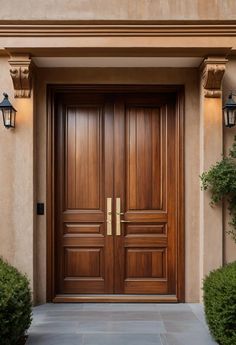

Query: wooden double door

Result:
[53,88,184,302]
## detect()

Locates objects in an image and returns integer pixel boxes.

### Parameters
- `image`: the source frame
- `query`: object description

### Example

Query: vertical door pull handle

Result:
[106,198,112,236]
[116,197,121,236]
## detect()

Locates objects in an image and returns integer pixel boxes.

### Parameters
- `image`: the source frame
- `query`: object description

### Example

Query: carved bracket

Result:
[201,57,227,98]
[9,55,32,98]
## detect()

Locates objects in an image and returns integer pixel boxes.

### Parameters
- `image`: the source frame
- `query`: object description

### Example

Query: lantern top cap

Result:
[0,93,17,112]
[223,92,236,109]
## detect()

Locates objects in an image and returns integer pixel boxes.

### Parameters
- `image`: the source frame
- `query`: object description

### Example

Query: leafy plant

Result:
[203,262,236,345]
[200,136,236,242]
[0,258,32,345]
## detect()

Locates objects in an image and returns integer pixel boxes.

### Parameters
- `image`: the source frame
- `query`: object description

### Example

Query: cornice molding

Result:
[9,54,32,98]
[1,21,236,37]
[200,57,228,98]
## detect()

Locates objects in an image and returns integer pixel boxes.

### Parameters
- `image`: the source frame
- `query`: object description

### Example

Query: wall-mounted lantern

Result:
[223,93,236,128]
[0,93,17,129]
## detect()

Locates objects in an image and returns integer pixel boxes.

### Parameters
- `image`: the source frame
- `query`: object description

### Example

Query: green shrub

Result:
[203,262,236,345]
[0,258,32,345]
[200,136,236,242]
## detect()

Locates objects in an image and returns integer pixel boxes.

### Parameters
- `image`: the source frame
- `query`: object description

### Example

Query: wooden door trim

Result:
[46,84,185,302]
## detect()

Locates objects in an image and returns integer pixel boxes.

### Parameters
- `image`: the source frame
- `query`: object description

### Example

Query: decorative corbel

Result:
[8,54,32,98]
[200,57,228,98]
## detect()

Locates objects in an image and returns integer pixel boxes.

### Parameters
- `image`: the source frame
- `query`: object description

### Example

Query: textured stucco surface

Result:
[0,0,235,21]
[222,58,236,264]
[199,93,224,290]
[0,57,35,291]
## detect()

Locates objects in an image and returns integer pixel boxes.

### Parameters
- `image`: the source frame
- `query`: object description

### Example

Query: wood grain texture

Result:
[114,95,173,295]
[126,249,166,278]
[65,248,102,277]
[66,106,101,210]
[47,86,184,302]
[54,93,113,294]
[127,107,161,210]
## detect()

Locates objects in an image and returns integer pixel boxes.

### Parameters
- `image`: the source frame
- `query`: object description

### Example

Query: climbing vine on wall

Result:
[200,136,236,242]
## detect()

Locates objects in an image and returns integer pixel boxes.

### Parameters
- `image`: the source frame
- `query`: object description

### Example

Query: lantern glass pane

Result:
[229,109,236,126]
[228,109,235,126]
[224,109,229,126]
[3,109,11,127]
[11,109,16,127]
[224,108,236,127]
[2,108,16,128]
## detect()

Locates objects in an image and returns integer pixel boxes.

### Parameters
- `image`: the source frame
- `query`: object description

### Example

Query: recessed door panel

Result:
[127,107,163,211]
[65,107,101,210]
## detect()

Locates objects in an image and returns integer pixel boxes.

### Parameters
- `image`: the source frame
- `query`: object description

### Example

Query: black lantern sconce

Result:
[223,92,236,128]
[0,93,17,129]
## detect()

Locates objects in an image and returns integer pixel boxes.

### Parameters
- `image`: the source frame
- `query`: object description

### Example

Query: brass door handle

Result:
[116,199,131,234]
[106,198,112,236]
[116,198,121,236]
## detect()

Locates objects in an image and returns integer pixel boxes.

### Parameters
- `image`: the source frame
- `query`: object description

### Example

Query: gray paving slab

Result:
[163,319,208,333]
[26,303,218,345]
[42,310,162,321]
[82,303,157,311]
[189,303,208,326]
[156,303,192,312]
[26,334,83,345]
[76,320,166,334]
[29,321,79,334]
[83,333,162,345]
[161,331,217,345]
[160,310,199,322]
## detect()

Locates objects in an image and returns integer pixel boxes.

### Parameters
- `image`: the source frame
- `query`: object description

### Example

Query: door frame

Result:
[46,84,185,302]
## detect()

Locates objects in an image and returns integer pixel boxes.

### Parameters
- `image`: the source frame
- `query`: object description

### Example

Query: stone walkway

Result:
[26,303,217,345]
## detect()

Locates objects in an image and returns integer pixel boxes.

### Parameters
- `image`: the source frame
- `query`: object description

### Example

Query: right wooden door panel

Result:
[114,95,177,295]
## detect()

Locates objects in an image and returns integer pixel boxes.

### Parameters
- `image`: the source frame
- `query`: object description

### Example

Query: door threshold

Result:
[53,294,178,303]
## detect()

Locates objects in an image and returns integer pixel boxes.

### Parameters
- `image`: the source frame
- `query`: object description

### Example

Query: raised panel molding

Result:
[125,248,166,279]
[125,224,166,236]
[126,106,163,211]
[64,223,103,235]
[65,106,101,210]
[64,248,102,278]
[8,54,32,98]
[200,57,228,98]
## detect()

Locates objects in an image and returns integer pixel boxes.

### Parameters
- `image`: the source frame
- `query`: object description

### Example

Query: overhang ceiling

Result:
[33,56,202,68]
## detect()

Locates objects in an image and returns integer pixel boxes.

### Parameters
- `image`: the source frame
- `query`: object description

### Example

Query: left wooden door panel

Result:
[55,95,114,294]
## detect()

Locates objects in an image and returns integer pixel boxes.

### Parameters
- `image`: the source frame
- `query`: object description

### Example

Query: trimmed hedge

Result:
[0,258,32,345]
[203,261,236,345]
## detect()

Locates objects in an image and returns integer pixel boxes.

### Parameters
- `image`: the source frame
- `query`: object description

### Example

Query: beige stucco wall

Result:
[0,56,36,291]
[222,58,236,264]
[199,87,224,298]
[0,0,236,20]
